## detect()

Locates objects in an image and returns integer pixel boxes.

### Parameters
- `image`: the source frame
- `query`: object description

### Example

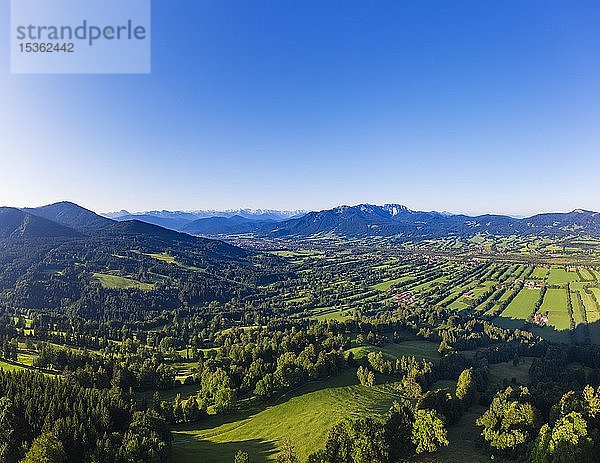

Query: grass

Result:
[172,370,400,463]
[147,252,206,273]
[312,310,352,322]
[447,285,474,311]
[148,251,177,264]
[525,288,572,343]
[571,292,586,327]
[532,267,549,279]
[547,266,580,285]
[495,288,540,329]
[581,290,600,323]
[541,288,570,331]
[488,358,533,387]
[584,290,600,344]
[580,269,596,281]
[17,352,37,366]
[0,360,27,373]
[93,273,154,291]
[411,406,489,463]
[590,288,600,307]
[347,340,441,362]
[370,276,413,292]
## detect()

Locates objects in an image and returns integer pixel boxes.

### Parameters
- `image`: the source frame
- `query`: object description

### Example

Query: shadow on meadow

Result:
[174,367,398,434]
[172,436,277,463]
[529,319,600,345]
[171,368,400,462]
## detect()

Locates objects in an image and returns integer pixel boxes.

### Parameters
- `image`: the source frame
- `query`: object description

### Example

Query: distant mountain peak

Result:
[103,209,131,219]
[381,204,412,216]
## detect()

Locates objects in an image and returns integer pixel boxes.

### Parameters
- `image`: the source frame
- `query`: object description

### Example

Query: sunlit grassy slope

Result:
[172,369,400,463]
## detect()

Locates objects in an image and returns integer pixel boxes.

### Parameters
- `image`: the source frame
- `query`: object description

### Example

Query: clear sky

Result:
[1,0,599,216]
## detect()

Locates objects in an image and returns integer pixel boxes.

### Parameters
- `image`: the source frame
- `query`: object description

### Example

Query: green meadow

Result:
[495,288,540,329]
[172,370,400,463]
[541,288,570,331]
[547,266,580,285]
[93,272,154,291]
[0,360,27,373]
[370,275,414,292]
[347,340,441,363]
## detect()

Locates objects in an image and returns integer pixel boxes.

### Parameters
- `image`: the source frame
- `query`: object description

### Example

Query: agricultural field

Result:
[370,275,414,292]
[148,251,178,264]
[531,267,550,279]
[495,288,540,330]
[547,266,580,285]
[571,292,586,327]
[577,289,600,341]
[580,268,596,281]
[532,288,571,343]
[540,289,570,330]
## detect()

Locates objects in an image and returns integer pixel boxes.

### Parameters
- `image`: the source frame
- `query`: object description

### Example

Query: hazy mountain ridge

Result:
[102,208,307,231]
[7,201,600,239]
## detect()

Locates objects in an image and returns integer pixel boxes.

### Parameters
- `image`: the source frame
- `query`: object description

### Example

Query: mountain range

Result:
[2,201,600,241]
[260,204,600,239]
[1,201,246,259]
[149,203,600,239]
[103,208,307,231]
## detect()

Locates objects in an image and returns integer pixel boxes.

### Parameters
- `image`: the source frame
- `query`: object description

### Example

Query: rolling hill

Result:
[106,219,249,259]
[0,202,257,314]
[0,207,81,239]
[24,201,114,232]
[2,201,250,260]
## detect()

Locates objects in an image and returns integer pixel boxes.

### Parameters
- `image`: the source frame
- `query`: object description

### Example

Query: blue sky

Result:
[1,0,599,216]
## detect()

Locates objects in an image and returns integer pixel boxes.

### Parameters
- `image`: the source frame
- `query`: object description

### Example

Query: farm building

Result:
[532,311,549,327]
